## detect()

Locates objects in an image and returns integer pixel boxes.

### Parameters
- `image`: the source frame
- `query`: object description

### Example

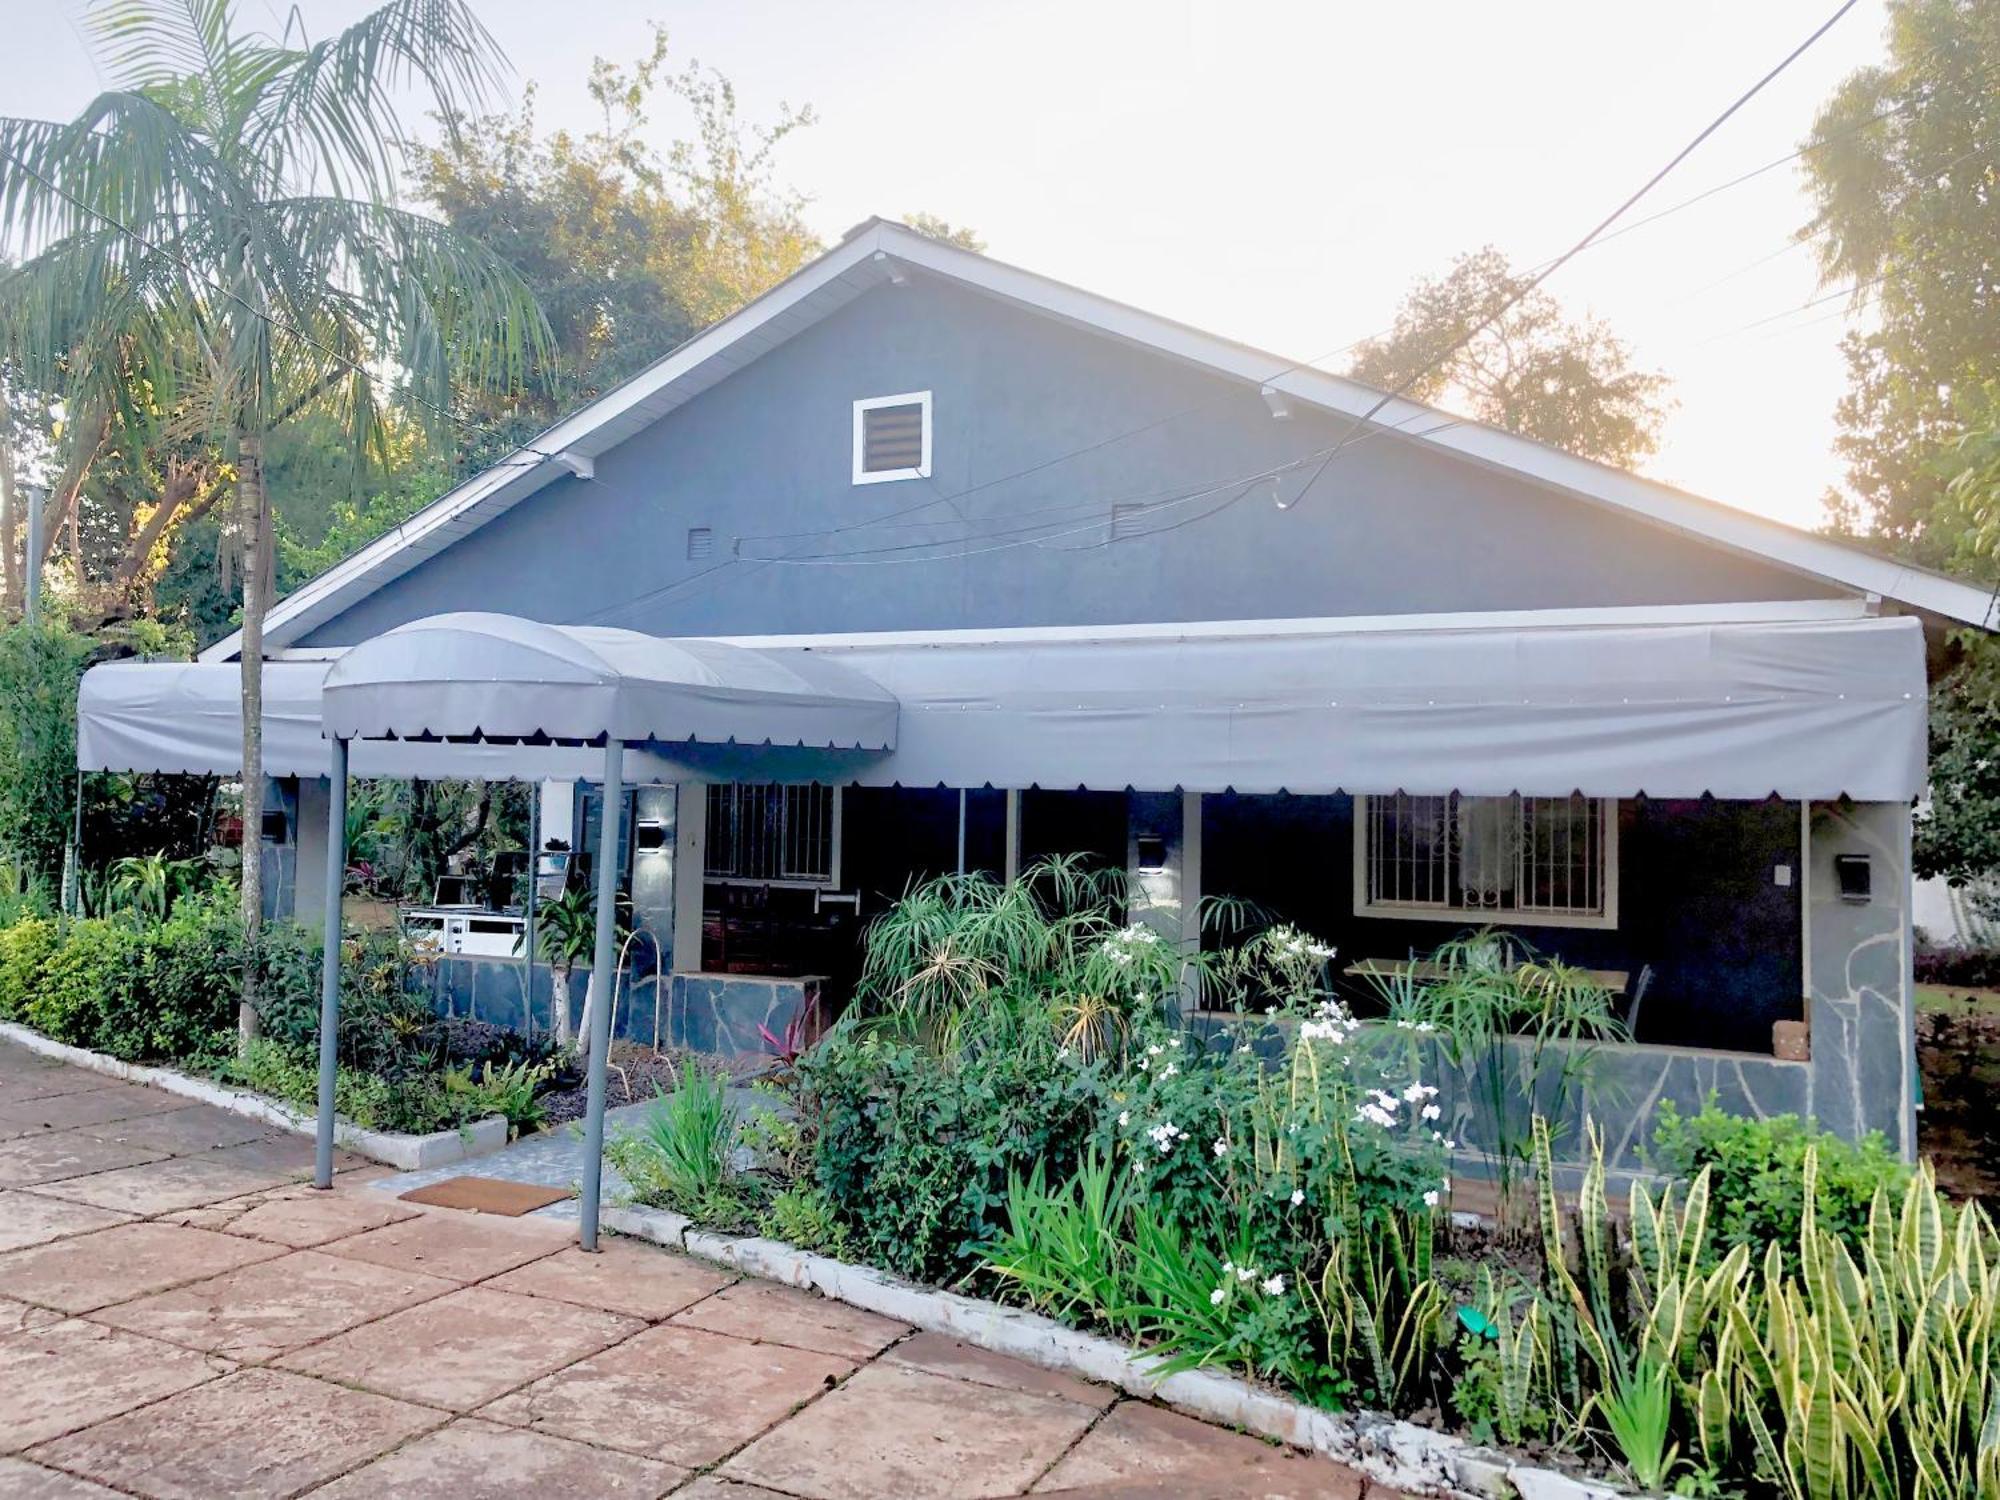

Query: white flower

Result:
[1421,1103,1442,1121]
[1167,1035,1181,1049]
[1222,1259,1234,1274]
[1117,1110,1130,1127]
[1289,1188,1305,1207]
[1423,1190,1440,1208]
[1136,1057,1150,1071]
[1146,1121,1185,1154]
[1401,1082,1438,1103]
[1057,1046,1070,1060]
[1160,1063,1178,1078]
[1235,1264,1258,1283]
[1210,1286,1227,1306]
[1212,1138,1230,1158]
[1147,1044,1163,1056]
[1261,1274,1286,1296]
[1357,1103,1396,1129]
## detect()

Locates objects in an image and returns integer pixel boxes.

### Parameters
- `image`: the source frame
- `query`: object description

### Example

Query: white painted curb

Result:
[0,1021,509,1170]
[604,1202,1637,1500]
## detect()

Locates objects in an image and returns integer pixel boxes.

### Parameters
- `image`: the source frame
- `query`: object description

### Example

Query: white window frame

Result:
[852,390,933,484]
[703,783,844,890]
[1352,793,1619,931]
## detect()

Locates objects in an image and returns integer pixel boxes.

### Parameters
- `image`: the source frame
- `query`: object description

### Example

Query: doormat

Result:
[398,1176,569,1216]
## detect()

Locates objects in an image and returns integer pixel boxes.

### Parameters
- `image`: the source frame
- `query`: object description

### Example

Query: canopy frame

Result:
[307,614,899,1251]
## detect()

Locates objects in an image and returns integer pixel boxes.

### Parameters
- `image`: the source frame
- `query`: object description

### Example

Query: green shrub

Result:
[805,1015,1109,1282]
[138,893,243,1059]
[24,918,144,1055]
[0,915,59,1021]
[197,1036,501,1136]
[1648,1096,1908,1266]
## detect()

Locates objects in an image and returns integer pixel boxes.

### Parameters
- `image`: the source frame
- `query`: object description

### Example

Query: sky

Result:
[7,0,1898,531]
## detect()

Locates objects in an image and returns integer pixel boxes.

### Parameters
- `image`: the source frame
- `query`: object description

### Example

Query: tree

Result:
[905,213,985,253]
[410,23,817,474]
[0,0,547,1039]
[1348,246,1673,468]
[1800,0,2000,554]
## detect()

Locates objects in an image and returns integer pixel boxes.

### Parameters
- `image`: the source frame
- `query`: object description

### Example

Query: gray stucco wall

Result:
[298,278,1839,647]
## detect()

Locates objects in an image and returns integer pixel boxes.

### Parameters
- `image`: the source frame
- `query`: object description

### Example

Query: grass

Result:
[1915,983,2000,1016]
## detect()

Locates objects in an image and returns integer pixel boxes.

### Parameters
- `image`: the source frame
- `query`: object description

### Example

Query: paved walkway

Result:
[0,1037,1402,1499]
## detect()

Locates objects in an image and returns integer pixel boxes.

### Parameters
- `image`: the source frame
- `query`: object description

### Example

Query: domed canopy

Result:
[319,612,898,751]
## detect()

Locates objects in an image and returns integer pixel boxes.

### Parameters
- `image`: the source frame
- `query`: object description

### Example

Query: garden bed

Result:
[0,1020,508,1170]
[601,1198,1606,1500]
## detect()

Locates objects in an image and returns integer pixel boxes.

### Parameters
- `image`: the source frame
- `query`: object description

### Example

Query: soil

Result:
[1915,994,2000,1201]
[533,1039,773,1128]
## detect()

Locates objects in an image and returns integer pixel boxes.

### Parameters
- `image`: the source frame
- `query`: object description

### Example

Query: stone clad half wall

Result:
[1805,799,1916,1160]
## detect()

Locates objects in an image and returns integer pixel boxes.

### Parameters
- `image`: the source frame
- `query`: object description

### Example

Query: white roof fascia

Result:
[209,219,1997,658]
[700,598,1876,653]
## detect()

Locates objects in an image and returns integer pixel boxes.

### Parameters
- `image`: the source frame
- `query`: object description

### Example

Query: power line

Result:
[1292,0,1864,498]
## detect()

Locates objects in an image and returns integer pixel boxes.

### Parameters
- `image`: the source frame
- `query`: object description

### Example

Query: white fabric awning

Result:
[319,613,899,750]
[78,612,1927,800]
[76,659,669,779]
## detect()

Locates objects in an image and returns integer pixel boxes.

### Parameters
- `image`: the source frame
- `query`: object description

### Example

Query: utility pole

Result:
[23,483,46,625]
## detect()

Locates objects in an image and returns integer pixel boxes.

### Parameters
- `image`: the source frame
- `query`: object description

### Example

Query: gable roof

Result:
[203,217,1997,660]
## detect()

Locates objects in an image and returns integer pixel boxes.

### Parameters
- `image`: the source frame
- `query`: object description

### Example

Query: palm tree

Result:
[0,0,549,1041]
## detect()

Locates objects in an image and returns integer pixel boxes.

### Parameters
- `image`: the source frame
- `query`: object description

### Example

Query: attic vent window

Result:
[686,526,714,560]
[853,391,932,484]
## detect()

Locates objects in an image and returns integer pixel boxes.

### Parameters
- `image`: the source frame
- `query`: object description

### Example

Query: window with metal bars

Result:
[1356,793,1615,927]
[704,783,839,886]
[852,391,932,483]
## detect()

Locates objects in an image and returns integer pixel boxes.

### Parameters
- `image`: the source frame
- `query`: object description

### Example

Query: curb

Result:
[0,1021,509,1170]
[603,1202,1631,1500]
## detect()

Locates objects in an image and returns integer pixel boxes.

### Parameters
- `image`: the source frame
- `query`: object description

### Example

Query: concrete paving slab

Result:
[671,1481,797,1500]
[198,1185,420,1247]
[0,1085,192,1136]
[0,1190,131,1253]
[25,1367,440,1500]
[75,1104,282,1155]
[884,1331,1120,1411]
[307,1416,683,1499]
[0,1131,172,1188]
[277,1285,642,1410]
[0,1296,65,1337]
[485,1241,736,1321]
[1031,1400,1365,1498]
[319,1206,575,1282]
[0,1318,229,1453]
[670,1278,911,1360]
[719,1359,1097,1500]
[0,1456,129,1497]
[0,1221,285,1313]
[35,1152,306,1215]
[479,1322,852,1469]
[92,1248,459,1362]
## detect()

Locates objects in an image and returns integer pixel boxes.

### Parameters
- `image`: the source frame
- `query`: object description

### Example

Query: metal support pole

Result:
[313,738,350,1189]
[522,786,539,1043]
[23,484,45,626]
[956,788,967,876]
[578,738,624,1250]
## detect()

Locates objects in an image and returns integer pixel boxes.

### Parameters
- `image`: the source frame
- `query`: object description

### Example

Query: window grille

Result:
[1359,793,1612,925]
[704,784,838,885]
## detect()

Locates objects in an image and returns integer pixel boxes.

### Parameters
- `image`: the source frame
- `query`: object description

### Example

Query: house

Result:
[77,218,1997,1173]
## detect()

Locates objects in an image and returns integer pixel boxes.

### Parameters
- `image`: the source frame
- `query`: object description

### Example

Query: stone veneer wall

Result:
[1804,799,1916,1160]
